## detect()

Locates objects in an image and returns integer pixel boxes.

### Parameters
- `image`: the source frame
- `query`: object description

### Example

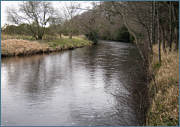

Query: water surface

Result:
[1,41,144,126]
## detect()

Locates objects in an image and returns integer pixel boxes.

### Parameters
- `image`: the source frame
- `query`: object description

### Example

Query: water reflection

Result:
[2,41,144,126]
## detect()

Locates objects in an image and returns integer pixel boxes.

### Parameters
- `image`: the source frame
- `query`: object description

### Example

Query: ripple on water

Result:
[2,41,144,126]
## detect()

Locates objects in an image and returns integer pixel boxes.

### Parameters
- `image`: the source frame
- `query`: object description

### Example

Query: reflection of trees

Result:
[2,53,70,102]
[75,41,131,90]
[73,41,146,125]
[2,41,147,125]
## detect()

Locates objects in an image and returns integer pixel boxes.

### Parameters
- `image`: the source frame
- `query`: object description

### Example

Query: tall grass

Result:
[146,44,179,126]
[1,39,50,57]
[1,34,92,57]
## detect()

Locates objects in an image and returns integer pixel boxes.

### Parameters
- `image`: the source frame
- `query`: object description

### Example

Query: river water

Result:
[1,41,146,126]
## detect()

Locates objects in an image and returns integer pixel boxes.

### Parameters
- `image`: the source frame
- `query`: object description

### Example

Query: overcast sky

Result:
[1,1,93,27]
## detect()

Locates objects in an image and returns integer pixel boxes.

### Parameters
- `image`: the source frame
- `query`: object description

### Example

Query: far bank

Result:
[1,35,93,57]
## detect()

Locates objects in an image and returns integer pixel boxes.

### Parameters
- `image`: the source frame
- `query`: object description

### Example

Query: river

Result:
[1,40,146,126]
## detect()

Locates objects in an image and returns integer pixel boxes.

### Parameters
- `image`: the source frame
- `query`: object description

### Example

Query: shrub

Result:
[85,31,98,44]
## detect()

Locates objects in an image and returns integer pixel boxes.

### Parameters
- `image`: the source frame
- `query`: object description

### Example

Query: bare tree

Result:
[151,1,156,53]
[49,13,64,39]
[7,1,55,40]
[62,2,81,39]
[169,1,173,51]
[172,2,179,50]
[157,2,161,64]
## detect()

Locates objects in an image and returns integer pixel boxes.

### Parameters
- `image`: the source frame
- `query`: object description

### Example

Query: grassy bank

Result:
[146,45,179,126]
[1,35,92,57]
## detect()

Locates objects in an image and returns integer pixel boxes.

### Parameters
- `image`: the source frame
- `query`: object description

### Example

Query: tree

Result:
[77,7,100,43]
[62,2,81,39]
[100,1,178,62]
[49,14,64,38]
[7,1,55,40]
[157,2,161,64]
[169,1,173,51]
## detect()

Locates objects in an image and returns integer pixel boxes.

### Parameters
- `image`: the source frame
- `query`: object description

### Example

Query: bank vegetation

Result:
[1,35,92,57]
[147,44,179,125]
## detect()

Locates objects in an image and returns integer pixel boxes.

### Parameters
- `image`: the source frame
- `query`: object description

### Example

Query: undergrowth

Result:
[146,44,179,126]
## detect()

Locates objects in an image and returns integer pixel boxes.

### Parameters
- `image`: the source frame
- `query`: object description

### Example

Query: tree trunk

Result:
[172,4,178,51]
[34,34,38,40]
[147,28,153,54]
[152,1,156,45]
[69,32,72,39]
[174,27,178,50]
[169,1,172,51]
[161,26,166,53]
[38,35,43,40]
[157,2,161,64]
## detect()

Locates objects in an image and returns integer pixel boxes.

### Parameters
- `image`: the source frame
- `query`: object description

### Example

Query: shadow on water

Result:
[1,40,147,126]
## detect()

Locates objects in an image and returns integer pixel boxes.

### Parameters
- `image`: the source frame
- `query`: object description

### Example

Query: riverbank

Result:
[1,37,92,57]
[146,45,179,126]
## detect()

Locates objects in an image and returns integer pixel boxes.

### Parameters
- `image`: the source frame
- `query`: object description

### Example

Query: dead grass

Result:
[146,44,179,126]
[1,39,50,57]
[1,36,92,57]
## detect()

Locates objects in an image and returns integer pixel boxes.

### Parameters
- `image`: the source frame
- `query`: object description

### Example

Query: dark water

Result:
[1,41,145,126]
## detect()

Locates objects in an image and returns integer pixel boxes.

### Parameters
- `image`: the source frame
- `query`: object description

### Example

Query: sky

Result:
[1,1,94,27]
